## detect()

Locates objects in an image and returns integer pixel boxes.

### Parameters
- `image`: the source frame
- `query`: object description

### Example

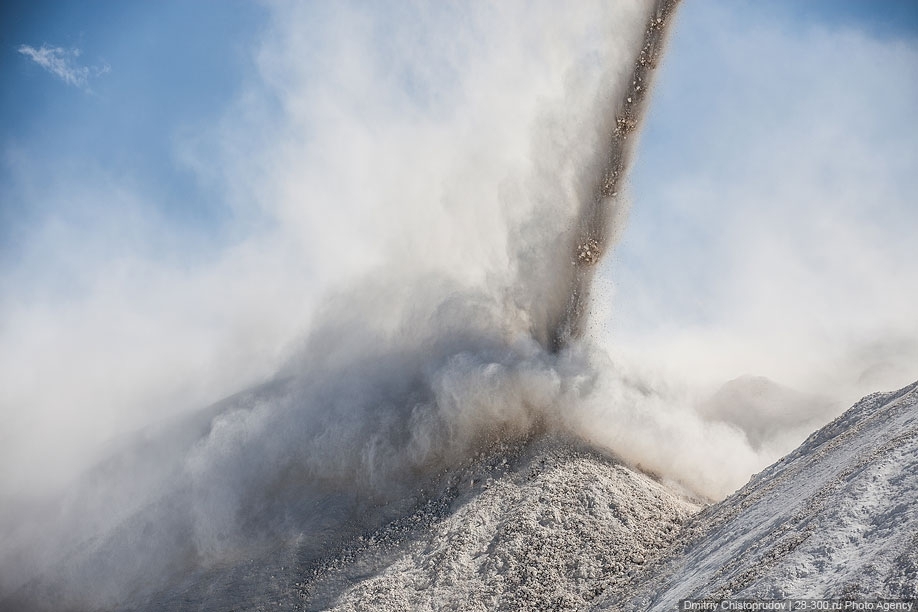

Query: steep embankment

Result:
[595,380,918,609]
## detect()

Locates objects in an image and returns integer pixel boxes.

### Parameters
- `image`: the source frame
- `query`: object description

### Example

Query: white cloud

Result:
[17,44,110,90]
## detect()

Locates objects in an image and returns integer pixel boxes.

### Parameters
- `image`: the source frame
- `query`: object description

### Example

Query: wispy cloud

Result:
[17,44,110,90]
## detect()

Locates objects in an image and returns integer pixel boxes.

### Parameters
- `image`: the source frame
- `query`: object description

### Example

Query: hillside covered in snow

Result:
[598,379,918,609]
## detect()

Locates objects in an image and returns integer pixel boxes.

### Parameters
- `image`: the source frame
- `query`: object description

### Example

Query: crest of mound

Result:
[594,380,918,610]
[303,435,701,612]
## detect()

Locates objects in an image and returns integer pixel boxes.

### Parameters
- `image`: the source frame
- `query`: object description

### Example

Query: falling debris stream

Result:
[548,0,680,351]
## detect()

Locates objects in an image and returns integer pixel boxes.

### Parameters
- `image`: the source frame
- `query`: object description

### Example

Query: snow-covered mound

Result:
[304,436,699,611]
[595,379,918,609]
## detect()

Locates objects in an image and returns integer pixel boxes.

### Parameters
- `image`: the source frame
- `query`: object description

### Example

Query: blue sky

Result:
[1,0,266,256]
[1,1,917,495]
